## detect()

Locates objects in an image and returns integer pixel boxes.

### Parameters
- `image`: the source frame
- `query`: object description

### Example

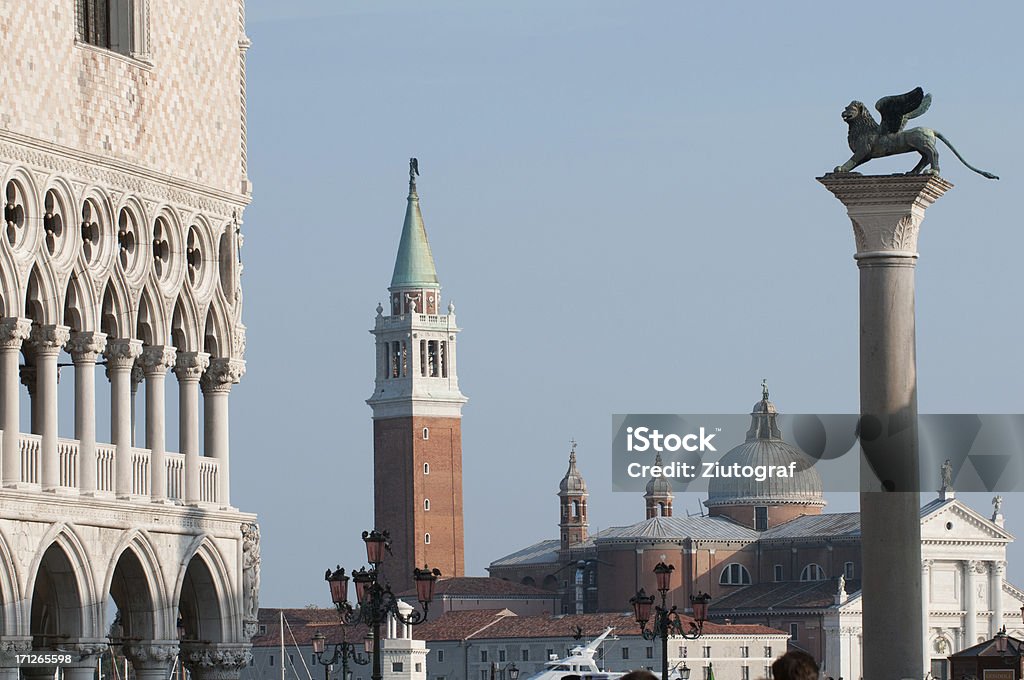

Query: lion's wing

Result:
[875,87,931,135]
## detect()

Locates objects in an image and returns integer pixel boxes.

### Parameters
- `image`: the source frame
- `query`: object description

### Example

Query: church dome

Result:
[705,385,824,508]
[558,442,587,495]
[645,452,673,498]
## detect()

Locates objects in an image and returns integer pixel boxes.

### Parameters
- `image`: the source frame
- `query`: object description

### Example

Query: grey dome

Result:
[705,387,824,508]
[645,453,673,497]
[558,443,587,495]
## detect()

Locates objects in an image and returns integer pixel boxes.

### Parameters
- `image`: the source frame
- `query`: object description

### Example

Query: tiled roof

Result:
[594,516,760,542]
[414,609,786,641]
[711,579,861,613]
[396,577,559,599]
[252,608,368,648]
[759,513,861,540]
[489,539,561,567]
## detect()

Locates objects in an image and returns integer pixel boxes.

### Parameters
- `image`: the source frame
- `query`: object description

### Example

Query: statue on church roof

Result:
[409,157,420,189]
[940,458,953,491]
[993,495,1003,516]
[831,87,998,179]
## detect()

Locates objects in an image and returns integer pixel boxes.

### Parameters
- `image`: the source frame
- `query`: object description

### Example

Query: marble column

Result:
[124,642,179,680]
[67,332,106,494]
[820,174,952,680]
[182,643,252,680]
[200,358,244,507]
[30,324,70,491]
[105,339,143,497]
[0,318,31,487]
[130,363,144,447]
[140,345,176,502]
[965,560,977,646]
[0,638,32,680]
[922,559,932,671]
[174,351,209,504]
[64,642,109,680]
[991,560,1005,636]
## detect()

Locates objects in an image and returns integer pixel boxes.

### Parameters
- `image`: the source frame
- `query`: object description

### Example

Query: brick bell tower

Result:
[368,159,467,592]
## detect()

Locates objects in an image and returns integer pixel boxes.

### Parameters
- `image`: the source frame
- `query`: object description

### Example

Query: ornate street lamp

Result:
[489,662,520,680]
[630,562,710,680]
[324,529,441,680]
[312,631,369,680]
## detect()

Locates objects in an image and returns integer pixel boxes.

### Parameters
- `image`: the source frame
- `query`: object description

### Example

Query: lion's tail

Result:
[934,131,999,180]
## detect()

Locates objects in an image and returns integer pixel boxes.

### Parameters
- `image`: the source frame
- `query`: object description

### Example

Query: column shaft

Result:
[68,332,105,494]
[175,352,209,504]
[201,358,244,508]
[965,560,977,646]
[0,318,30,486]
[31,325,70,490]
[141,346,176,502]
[106,339,143,497]
[991,561,1004,636]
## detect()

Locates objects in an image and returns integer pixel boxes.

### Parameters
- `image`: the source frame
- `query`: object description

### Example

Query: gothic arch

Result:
[100,278,132,339]
[79,187,115,273]
[24,261,59,325]
[2,166,42,256]
[136,286,167,345]
[63,270,98,332]
[26,523,101,641]
[0,245,17,317]
[173,536,237,643]
[171,292,200,352]
[151,204,186,294]
[202,298,232,358]
[103,530,171,640]
[113,195,150,288]
[0,525,22,637]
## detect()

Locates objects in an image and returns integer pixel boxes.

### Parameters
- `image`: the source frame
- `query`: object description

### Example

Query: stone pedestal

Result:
[819,173,953,680]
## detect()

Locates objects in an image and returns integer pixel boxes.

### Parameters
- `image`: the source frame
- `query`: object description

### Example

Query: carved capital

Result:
[0,318,32,349]
[65,641,110,660]
[817,174,952,259]
[183,644,253,680]
[124,642,180,669]
[992,560,1006,575]
[104,338,144,370]
[67,331,107,362]
[28,324,70,356]
[174,351,211,382]
[201,358,245,394]
[139,345,177,377]
[19,364,36,391]
[0,638,32,655]
[922,559,933,572]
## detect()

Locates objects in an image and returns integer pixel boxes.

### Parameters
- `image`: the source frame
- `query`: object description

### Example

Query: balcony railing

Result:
[8,432,219,504]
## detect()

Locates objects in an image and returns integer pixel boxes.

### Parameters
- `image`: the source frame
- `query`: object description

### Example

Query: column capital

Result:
[0,318,32,349]
[182,643,253,680]
[991,560,1007,574]
[104,338,144,370]
[922,559,933,572]
[817,174,953,259]
[124,641,179,668]
[201,358,245,394]
[67,331,107,363]
[174,351,211,382]
[28,324,70,356]
[139,345,177,377]
[19,364,35,390]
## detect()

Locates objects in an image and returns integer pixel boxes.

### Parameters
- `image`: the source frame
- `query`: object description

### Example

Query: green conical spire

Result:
[390,158,439,290]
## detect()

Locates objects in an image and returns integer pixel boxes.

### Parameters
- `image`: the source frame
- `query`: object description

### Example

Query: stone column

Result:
[0,638,32,680]
[182,643,252,680]
[30,324,70,491]
[819,174,952,680]
[124,642,179,680]
[139,345,176,502]
[200,358,244,507]
[105,339,143,498]
[63,642,109,680]
[922,559,932,671]
[174,351,209,504]
[67,332,106,494]
[991,560,1005,636]
[0,319,31,487]
[964,560,977,646]
[130,363,144,447]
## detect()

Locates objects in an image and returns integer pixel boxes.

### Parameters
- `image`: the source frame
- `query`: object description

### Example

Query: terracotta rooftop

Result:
[397,577,559,599]
[252,608,368,648]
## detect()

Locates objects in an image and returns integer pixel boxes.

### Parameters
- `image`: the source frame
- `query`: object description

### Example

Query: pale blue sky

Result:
[232,1,1024,607]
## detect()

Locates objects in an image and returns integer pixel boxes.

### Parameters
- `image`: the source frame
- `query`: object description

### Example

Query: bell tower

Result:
[368,160,467,592]
[558,441,588,551]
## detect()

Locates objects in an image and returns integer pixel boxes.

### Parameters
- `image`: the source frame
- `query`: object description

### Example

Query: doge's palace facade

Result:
[0,1,257,679]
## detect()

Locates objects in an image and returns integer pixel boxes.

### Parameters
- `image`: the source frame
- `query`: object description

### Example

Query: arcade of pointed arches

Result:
[0,168,246,505]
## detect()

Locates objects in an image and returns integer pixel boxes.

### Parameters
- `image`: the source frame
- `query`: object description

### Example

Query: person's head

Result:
[770,650,819,680]
[621,671,658,680]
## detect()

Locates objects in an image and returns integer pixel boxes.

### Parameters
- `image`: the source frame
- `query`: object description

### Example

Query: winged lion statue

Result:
[832,87,998,180]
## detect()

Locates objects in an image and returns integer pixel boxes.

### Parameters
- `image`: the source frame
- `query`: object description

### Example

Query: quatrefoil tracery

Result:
[5,181,25,248]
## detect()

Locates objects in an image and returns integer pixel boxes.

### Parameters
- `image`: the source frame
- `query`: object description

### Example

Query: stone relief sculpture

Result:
[242,523,261,629]
[831,87,998,179]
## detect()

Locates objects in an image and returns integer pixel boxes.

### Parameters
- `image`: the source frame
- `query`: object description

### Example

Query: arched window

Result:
[424,499,430,511]
[800,564,825,581]
[719,563,752,586]
[424,533,431,545]
[422,427,429,440]
[423,463,429,475]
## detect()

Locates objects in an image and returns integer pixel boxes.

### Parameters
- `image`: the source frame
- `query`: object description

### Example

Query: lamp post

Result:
[312,631,369,680]
[489,662,520,680]
[325,529,441,680]
[630,563,710,680]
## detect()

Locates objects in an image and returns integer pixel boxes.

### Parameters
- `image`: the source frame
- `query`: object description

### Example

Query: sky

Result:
[231,0,1024,607]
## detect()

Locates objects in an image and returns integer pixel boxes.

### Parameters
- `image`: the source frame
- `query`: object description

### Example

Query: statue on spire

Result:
[409,157,420,192]
[762,378,769,401]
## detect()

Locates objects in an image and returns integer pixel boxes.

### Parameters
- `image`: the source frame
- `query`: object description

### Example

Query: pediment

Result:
[921,500,1012,542]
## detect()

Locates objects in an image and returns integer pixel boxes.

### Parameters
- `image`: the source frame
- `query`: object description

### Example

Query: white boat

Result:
[524,628,625,680]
